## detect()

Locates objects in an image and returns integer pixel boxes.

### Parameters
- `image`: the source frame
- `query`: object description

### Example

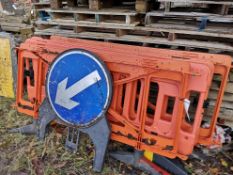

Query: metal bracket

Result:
[65,116,111,172]
[65,127,80,153]
[199,16,208,31]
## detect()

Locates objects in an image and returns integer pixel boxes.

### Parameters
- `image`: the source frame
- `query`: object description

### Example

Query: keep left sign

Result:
[47,49,112,127]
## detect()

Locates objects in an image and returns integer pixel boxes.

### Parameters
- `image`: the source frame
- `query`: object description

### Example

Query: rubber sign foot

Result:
[9,120,37,134]
[80,116,110,172]
[9,98,56,140]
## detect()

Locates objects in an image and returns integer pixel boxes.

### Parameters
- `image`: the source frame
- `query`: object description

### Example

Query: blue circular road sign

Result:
[46,49,112,127]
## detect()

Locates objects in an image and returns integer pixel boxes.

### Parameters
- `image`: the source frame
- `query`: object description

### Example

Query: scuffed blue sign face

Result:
[47,49,112,127]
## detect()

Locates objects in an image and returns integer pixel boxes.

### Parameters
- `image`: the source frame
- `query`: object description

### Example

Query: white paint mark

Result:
[184,98,191,121]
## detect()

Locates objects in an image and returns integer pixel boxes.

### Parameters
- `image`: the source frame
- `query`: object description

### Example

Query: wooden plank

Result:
[0,25,32,33]
[67,0,78,7]
[164,2,171,12]
[37,8,138,15]
[211,81,233,94]
[36,19,139,27]
[145,11,233,23]
[205,107,233,120]
[158,0,233,5]
[135,0,150,13]
[209,100,233,109]
[116,29,128,37]
[218,4,231,15]
[0,22,30,28]
[0,20,33,33]
[208,90,233,102]
[33,1,65,9]
[89,0,102,10]
[223,120,233,128]
[33,2,51,6]
[0,15,30,23]
[50,0,63,9]
[204,107,233,127]
[168,32,176,41]
[145,23,233,39]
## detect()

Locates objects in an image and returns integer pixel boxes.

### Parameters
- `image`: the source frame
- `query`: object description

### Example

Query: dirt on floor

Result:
[0,97,233,175]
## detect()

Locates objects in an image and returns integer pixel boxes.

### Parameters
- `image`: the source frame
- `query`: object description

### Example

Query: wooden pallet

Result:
[145,11,233,24]
[204,106,233,127]
[206,81,233,127]
[36,0,159,12]
[37,8,140,27]
[145,11,233,31]
[144,11,233,40]
[208,90,233,102]
[35,17,233,42]
[158,0,233,15]
[0,23,32,34]
[0,16,33,34]
[34,27,233,52]
[204,72,233,127]
[209,99,233,109]
[211,81,233,94]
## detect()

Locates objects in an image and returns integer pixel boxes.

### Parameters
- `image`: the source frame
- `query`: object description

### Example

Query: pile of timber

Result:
[32,0,233,127]
[0,0,33,40]
[33,0,233,52]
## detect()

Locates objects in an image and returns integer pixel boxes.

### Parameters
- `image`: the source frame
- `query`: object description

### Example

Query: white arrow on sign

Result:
[55,70,101,110]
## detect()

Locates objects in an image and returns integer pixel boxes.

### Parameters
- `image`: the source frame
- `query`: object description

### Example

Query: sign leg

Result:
[80,116,111,172]
[37,98,57,140]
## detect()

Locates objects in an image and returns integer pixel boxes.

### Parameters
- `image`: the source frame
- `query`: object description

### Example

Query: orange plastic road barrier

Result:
[16,36,231,160]
[138,47,232,146]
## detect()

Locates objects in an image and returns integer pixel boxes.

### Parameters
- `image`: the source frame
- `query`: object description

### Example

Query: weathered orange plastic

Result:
[141,48,232,146]
[16,36,232,160]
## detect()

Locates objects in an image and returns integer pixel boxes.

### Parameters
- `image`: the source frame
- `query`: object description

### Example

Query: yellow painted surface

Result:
[144,150,154,161]
[0,37,15,98]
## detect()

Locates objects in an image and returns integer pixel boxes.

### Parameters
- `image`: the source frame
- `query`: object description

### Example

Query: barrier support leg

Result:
[110,151,168,175]
[10,98,56,140]
[9,120,38,134]
[153,154,187,175]
[80,116,111,172]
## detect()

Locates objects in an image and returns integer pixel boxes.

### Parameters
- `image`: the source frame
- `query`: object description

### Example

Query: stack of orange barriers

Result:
[16,36,232,160]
